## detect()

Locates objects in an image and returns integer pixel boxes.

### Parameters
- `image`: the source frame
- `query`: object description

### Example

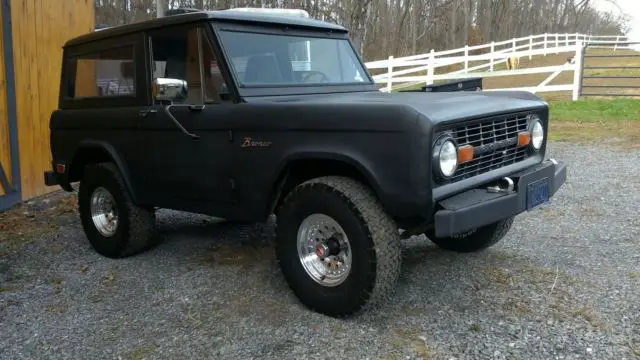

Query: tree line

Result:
[95,0,630,61]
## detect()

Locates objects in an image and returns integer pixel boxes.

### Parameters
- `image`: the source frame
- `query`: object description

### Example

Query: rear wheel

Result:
[275,176,402,317]
[426,217,514,253]
[78,162,157,258]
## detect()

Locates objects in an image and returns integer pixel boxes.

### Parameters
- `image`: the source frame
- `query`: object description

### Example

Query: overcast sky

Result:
[593,0,639,41]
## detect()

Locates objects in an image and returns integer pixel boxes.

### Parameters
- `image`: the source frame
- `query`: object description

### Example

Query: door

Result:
[138,24,237,214]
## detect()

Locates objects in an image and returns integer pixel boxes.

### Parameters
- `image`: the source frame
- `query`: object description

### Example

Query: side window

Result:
[149,26,230,104]
[200,30,231,103]
[67,45,136,98]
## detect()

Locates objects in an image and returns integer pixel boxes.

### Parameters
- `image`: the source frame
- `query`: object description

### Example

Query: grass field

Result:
[548,98,640,147]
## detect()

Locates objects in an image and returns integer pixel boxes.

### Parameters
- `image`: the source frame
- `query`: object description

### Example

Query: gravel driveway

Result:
[1,142,639,360]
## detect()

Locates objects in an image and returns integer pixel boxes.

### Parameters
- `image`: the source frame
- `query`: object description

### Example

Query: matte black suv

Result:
[44,8,567,318]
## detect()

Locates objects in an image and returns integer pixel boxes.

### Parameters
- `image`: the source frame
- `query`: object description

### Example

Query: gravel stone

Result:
[1,141,639,360]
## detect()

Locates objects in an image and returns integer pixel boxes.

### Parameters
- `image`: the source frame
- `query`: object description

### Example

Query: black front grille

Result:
[454,114,529,148]
[452,146,530,181]
[437,113,534,183]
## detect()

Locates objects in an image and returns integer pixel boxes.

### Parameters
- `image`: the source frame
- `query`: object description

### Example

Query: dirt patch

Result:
[87,269,119,303]
[0,191,77,254]
[385,326,434,359]
[128,344,158,360]
[188,241,274,270]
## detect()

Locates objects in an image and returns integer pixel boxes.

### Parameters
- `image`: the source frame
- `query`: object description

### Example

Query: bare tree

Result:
[95,0,630,61]
[157,0,166,17]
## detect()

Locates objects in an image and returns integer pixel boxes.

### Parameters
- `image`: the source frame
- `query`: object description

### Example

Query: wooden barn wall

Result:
[11,0,95,200]
[0,6,10,197]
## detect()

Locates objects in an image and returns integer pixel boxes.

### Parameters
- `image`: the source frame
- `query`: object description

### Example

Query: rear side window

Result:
[66,45,136,99]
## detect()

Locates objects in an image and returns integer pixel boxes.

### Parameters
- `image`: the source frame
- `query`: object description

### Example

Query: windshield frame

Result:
[208,20,378,97]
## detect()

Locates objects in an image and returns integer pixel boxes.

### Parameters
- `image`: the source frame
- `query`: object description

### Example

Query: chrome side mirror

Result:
[152,77,188,102]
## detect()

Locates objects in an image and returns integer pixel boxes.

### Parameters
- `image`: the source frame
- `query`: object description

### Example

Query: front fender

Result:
[267,133,427,220]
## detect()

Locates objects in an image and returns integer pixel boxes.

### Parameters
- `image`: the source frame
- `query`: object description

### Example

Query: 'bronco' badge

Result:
[241,137,272,148]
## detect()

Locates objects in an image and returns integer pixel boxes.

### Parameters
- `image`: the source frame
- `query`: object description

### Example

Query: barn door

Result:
[0,2,21,211]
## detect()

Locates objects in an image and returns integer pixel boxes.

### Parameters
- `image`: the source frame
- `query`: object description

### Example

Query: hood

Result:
[244,89,548,124]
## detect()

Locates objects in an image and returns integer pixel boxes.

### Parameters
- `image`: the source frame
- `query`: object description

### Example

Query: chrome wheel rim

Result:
[297,214,352,287]
[90,187,119,237]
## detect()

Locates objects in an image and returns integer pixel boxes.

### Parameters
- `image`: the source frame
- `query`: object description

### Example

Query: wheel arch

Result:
[68,140,140,204]
[266,152,384,216]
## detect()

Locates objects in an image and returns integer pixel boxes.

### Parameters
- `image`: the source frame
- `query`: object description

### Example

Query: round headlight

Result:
[530,118,544,150]
[436,139,458,177]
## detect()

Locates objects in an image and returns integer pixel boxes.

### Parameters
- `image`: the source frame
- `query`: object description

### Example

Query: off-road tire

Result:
[78,162,157,258]
[275,176,402,318]
[427,216,514,253]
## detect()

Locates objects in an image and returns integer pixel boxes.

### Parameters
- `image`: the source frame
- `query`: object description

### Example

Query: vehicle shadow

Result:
[148,210,532,318]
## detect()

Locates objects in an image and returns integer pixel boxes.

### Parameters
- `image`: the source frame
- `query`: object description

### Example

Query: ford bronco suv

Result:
[44,8,567,318]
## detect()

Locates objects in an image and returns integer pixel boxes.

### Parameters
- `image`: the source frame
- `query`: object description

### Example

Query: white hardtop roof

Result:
[222,7,310,18]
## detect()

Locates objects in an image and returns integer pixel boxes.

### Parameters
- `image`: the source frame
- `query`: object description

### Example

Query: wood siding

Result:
[10,0,94,200]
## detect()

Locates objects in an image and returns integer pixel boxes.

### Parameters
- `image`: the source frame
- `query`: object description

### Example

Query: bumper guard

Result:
[433,158,567,238]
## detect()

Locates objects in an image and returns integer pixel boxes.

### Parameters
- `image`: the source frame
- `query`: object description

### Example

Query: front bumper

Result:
[433,158,567,238]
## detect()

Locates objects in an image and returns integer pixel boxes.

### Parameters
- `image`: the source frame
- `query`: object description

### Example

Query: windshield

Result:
[217,30,371,87]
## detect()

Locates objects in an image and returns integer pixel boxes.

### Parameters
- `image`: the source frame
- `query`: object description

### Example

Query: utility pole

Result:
[156,0,165,18]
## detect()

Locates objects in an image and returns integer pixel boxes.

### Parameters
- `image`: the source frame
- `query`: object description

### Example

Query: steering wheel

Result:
[301,71,331,84]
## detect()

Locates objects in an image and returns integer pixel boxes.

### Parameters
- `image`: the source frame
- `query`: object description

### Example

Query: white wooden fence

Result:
[364,33,634,100]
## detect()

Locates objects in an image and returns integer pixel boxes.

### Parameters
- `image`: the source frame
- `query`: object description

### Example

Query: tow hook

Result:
[487,177,515,193]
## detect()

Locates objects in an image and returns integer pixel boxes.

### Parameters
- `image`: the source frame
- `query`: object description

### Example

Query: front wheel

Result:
[426,217,514,253]
[275,176,402,318]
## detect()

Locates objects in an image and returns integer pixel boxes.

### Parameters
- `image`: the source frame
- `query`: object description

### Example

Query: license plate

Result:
[527,178,550,210]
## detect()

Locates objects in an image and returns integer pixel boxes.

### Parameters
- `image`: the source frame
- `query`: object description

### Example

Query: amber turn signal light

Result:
[518,132,531,147]
[457,145,475,163]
